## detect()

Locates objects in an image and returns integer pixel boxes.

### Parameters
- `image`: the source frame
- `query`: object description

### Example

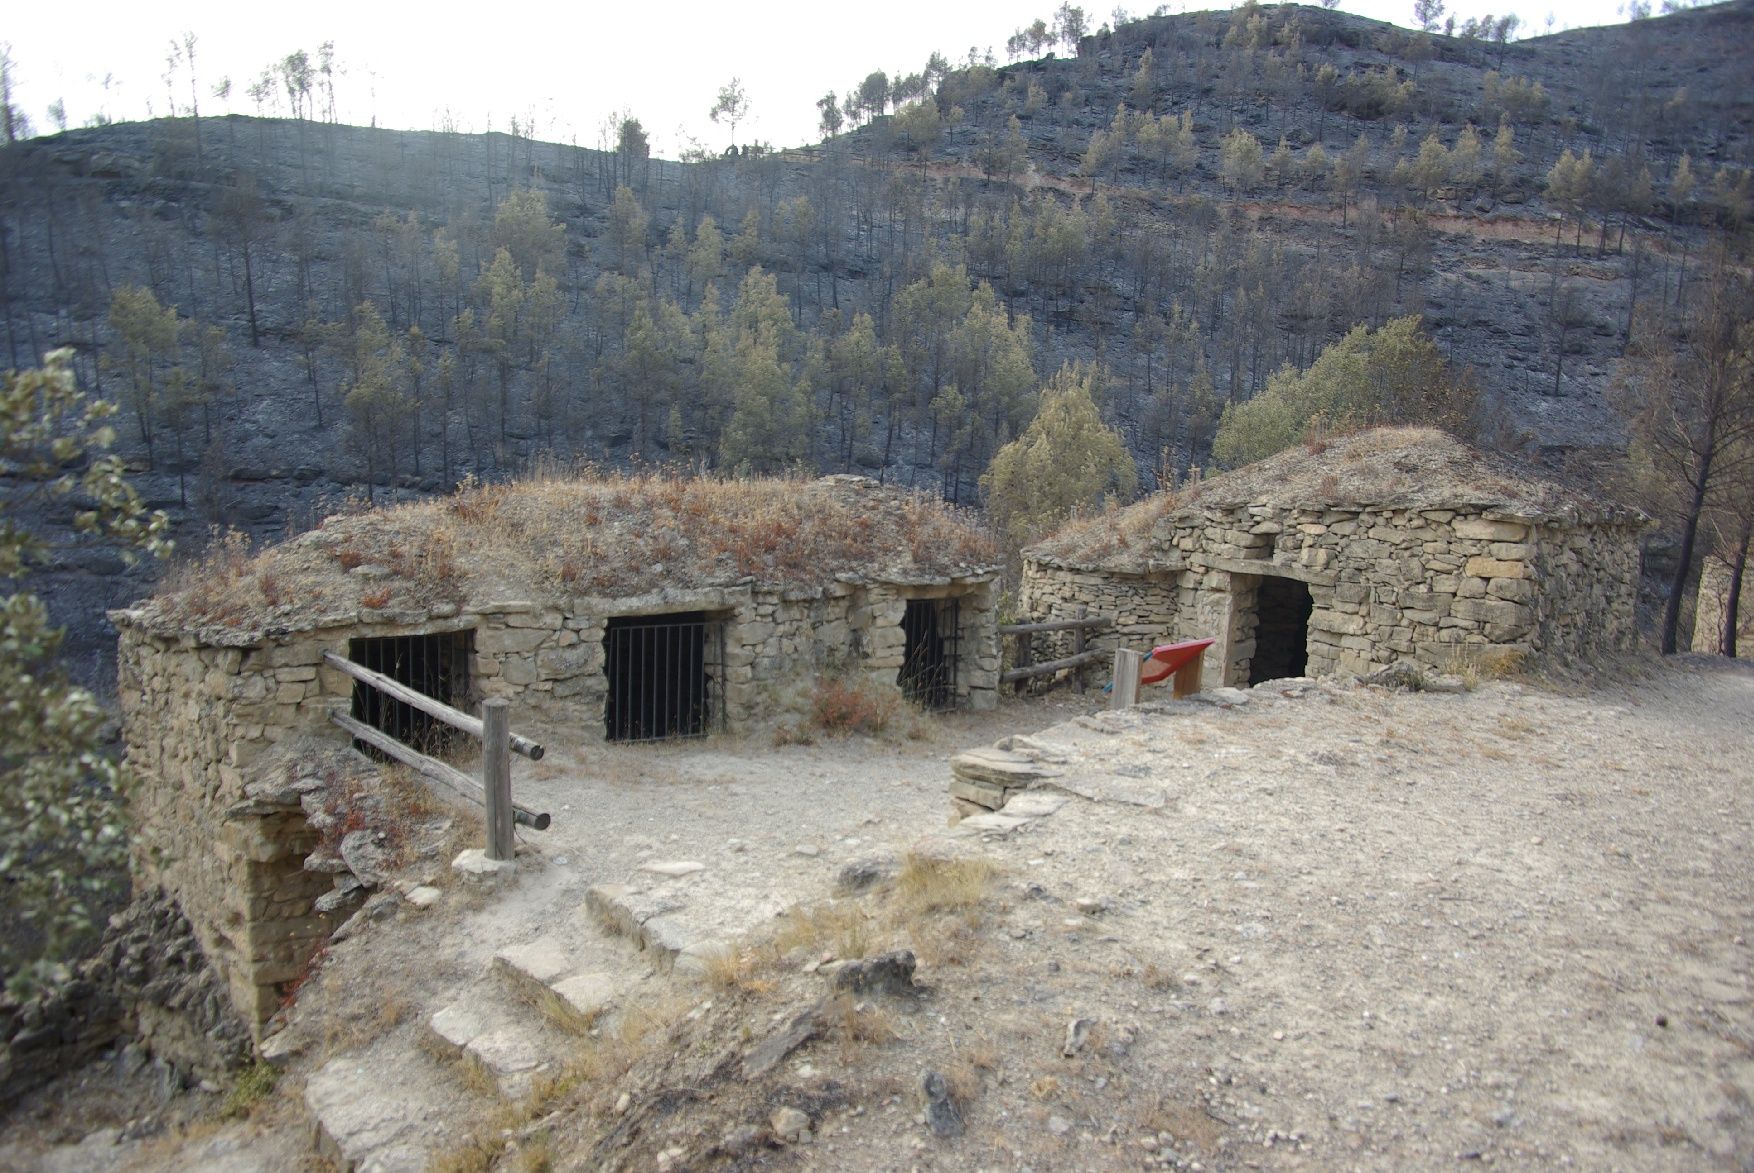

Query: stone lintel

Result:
[1194,554,1338,587]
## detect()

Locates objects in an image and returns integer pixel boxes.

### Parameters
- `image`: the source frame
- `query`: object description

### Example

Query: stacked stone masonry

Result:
[1022,501,1644,688]
[114,573,998,1037]
[1692,556,1751,655]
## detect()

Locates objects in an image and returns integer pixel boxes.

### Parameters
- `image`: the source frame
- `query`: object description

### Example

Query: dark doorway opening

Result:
[604,612,723,742]
[349,630,474,757]
[899,597,960,711]
[1248,577,1312,685]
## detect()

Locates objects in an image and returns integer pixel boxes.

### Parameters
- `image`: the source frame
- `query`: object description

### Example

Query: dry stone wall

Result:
[858,578,1001,710]
[1016,563,1177,680]
[1693,556,1751,655]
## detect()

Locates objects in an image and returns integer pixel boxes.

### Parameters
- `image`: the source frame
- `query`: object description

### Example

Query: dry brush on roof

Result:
[1023,493,1180,571]
[1026,428,1637,570]
[138,472,997,642]
[1177,427,1614,518]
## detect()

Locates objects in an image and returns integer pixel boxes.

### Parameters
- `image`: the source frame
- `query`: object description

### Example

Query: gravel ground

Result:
[5,658,1751,1171]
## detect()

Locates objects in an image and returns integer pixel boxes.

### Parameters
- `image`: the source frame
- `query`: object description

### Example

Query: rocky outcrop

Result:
[0,888,251,1106]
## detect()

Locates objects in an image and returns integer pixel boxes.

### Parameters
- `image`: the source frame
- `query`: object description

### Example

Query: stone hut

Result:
[112,474,999,1032]
[1021,428,1645,687]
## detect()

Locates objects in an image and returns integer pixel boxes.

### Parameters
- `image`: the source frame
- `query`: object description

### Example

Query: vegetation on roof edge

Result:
[135,471,997,641]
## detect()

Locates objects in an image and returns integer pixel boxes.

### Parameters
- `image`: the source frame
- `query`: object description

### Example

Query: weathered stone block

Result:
[478,628,549,655]
[1451,597,1530,626]
[500,655,538,686]
[1465,557,1527,580]
[1487,577,1535,602]
[1310,610,1367,636]
[536,645,592,680]
[1453,518,1529,542]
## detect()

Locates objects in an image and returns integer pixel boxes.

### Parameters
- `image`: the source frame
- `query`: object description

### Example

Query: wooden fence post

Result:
[1111,648,1141,710]
[483,699,514,862]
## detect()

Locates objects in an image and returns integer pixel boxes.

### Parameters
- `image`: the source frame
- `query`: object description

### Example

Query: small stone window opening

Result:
[900,597,961,711]
[349,630,474,757]
[1248,576,1312,685]
[603,612,726,742]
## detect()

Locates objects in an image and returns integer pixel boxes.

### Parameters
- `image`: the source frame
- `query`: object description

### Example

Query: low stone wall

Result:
[1017,562,1177,681]
[118,631,341,1032]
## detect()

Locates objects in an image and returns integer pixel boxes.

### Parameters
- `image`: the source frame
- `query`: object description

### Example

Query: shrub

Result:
[809,678,902,736]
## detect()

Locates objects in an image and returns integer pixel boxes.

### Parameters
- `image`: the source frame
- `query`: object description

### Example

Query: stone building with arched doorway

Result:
[1019,429,1646,687]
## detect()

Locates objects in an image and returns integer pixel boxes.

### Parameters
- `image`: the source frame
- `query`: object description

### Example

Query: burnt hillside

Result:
[1,1,1749,683]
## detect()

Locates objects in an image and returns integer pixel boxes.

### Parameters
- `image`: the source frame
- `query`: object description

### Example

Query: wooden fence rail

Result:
[998,606,1110,692]
[324,651,549,860]
[323,653,546,760]
[329,710,551,831]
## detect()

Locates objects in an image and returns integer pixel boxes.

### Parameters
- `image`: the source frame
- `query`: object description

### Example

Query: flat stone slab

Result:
[949,778,1008,809]
[405,886,442,908]
[639,860,707,877]
[493,939,574,998]
[1186,686,1251,706]
[426,998,549,1099]
[468,1027,545,1097]
[1000,792,1069,819]
[551,972,618,1021]
[587,884,730,973]
[306,1056,446,1172]
[951,747,1063,787]
[428,1002,489,1051]
[952,812,1033,835]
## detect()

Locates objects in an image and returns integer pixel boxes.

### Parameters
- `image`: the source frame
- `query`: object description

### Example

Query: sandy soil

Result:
[5,658,1752,1170]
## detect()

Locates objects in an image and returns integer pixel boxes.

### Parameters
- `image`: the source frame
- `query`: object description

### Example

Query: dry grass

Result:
[775,900,875,960]
[826,992,900,1049]
[1452,643,1529,686]
[891,853,998,919]
[525,984,603,1037]
[1184,427,1607,514]
[428,1099,525,1173]
[702,946,779,994]
[137,471,997,639]
[301,967,414,1061]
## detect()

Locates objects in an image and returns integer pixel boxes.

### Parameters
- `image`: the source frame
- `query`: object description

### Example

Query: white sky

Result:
[5,0,1642,158]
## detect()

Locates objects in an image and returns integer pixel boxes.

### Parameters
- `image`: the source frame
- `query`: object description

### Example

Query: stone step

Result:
[491,938,621,1028]
[306,1052,451,1172]
[426,992,555,1101]
[585,883,732,975]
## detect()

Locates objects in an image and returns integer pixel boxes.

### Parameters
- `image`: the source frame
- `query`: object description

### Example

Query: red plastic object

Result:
[1138,638,1216,686]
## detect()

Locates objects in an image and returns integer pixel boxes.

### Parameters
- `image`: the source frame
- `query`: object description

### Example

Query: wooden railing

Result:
[324,652,550,862]
[998,606,1112,693]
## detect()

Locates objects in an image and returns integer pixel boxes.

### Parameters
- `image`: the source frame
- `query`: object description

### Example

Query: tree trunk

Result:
[1723,524,1751,658]
[1661,466,1712,654]
[242,243,260,347]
